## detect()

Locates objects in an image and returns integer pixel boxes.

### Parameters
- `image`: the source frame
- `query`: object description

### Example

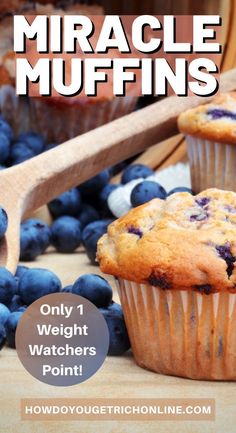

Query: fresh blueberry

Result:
[0,132,10,163]
[51,216,81,253]
[78,204,100,229]
[0,118,13,141]
[0,207,8,239]
[18,268,62,305]
[61,285,73,293]
[15,265,28,279]
[207,108,236,121]
[0,324,6,350]
[99,306,130,356]
[107,301,123,315]
[82,219,113,265]
[131,180,166,207]
[48,188,81,218]
[99,184,120,216]
[44,143,58,152]
[20,219,51,261]
[0,268,17,305]
[5,311,23,348]
[9,141,36,165]
[0,303,10,326]
[79,169,111,197]
[109,161,128,176]
[8,295,25,312]
[168,187,194,196]
[17,132,44,155]
[121,164,154,184]
[72,274,112,307]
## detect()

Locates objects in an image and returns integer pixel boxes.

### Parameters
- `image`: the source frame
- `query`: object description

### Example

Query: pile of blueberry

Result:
[0,114,192,360]
[0,265,130,356]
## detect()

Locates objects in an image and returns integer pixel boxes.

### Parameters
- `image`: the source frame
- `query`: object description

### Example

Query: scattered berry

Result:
[10,141,35,165]
[61,285,73,293]
[0,132,10,163]
[0,324,6,350]
[0,207,8,239]
[78,204,100,229]
[99,306,130,356]
[20,219,51,261]
[17,132,44,155]
[79,169,110,197]
[0,118,13,141]
[48,188,81,218]
[5,311,23,348]
[0,303,10,326]
[131,180,166,207]
[121,164,154,184]
[82,219,113,264]
[18,268,62,305]
[51,216,81,253]
[0,268,17,305]
[72,274,112,308]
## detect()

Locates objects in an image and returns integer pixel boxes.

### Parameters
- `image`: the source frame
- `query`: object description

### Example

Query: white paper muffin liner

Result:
[117,278,236,380]
[186,135,236,193]
[29,95,138,143]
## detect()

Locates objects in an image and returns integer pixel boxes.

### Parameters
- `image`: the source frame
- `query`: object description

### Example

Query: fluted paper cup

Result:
[29,96,138,143]
[186,135,236,194]
[117,278,236,380]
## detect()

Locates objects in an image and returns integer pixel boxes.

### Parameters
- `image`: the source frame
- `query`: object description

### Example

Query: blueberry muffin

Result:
[178,92,236,194]
[97,188,236,380]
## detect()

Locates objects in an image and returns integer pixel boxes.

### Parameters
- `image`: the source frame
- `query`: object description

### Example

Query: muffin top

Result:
[97,188,236,293]
[178,92,236,144]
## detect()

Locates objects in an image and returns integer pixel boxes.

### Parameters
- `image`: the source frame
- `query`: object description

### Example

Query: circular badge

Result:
[16,293,109,386]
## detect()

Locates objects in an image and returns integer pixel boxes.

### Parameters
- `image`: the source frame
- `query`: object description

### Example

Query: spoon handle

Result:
[9,67,236,217]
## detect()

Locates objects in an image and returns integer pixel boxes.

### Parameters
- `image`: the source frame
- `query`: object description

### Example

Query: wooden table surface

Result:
[0,248,235,433]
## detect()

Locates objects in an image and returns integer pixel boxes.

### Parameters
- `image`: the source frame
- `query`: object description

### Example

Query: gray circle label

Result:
[16,293,109,386]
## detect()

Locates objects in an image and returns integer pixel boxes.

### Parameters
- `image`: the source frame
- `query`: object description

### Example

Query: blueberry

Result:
[0,132,10,163]
[208,108,236,121]
[15,265,28,279]
[99,306,130,356]
[0,207,8,239]
[17,132,44,155]
[9,141,35,165]
[99,184,120,215]
[79,169,110,197]
[18,268,61,304]
[5,311,23,348]
[20,219,51,261]
[72,274,112,308]
[131,181,166,207]
[107,301,123,315]
[8,295,25,312]
[0,303,10,326]
[78,204,100,229]
[0,268,17,305]
[216,243,236,277]
[0,118,13,141]
[44,143,57,152]
[48,188,81,218]
[121,164,154,184]
[109,161,128,176]
[51,216,81,253]
[0,324,6,350]
[61,285,73,293]
[82,219,113,264]
[195,197,210,207]
[168,187,194,196]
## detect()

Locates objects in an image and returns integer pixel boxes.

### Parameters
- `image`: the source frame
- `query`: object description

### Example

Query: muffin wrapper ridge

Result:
[186,135,236,194]
[117,278,236,380]
[29,95,138,143]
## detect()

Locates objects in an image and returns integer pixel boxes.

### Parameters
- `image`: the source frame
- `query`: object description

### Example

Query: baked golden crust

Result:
[97,188,236,293]
[178,92,236,144]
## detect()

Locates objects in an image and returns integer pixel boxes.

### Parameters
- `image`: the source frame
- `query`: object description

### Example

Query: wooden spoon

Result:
[1,67,236,273]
